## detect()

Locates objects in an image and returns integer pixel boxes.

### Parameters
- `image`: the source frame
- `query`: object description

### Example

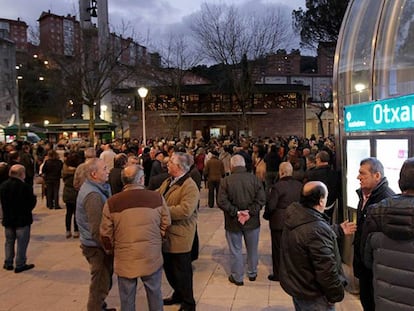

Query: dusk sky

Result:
[0,0,306,52]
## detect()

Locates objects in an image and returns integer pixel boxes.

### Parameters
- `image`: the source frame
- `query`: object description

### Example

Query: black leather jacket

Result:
[280,202,345,303]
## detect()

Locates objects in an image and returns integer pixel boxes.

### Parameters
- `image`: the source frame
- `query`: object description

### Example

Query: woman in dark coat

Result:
[62,152,82,238]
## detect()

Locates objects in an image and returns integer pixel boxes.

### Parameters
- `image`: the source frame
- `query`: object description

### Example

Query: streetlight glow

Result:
[355,83,366,92]
[138,87,148,146]
[101,104,107,120]
[324,102,330,109]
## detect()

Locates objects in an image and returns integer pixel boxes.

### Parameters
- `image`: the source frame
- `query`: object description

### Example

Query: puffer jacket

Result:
[217,166,266,232]
[62,164,77,204]
[100,185,171,278]
[157,174,199,253]
[353,177,395,278]
[280,202,345,303]
[362,195,414,311]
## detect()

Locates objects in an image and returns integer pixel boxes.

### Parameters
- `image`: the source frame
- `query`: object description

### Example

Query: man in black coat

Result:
[354,157,394,311]
[0,164,37,273]
[280,181,345,310]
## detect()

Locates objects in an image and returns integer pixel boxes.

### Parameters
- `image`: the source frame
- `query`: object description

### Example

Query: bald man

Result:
[280,181,345,310]
[101,164,171,311]
[0,164,36,273]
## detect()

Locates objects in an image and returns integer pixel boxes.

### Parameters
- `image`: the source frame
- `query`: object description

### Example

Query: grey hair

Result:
[360,157,384,176]
[172,152,192,173]
[85,158,103,180]
[231,154,246,168]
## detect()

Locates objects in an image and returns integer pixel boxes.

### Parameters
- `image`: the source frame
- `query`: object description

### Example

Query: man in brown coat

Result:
[157,152,199,311]
[203,150,225,208]
[100,164,170,311]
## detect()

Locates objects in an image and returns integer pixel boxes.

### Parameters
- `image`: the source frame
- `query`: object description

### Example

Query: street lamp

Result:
[355,83,366,103]
[324,102,330,136]
[101,104,107,120]
[138,87,148,146]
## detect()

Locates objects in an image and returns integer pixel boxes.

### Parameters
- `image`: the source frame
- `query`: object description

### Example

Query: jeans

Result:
[4,226,31,268]
[65,202,78,232]
[293,296,335,311]
[225,227,260,282]
[81,245,114,311]
[118,267,163,311]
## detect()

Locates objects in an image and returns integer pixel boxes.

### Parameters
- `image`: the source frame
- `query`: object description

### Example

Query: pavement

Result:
[0,184,363,311]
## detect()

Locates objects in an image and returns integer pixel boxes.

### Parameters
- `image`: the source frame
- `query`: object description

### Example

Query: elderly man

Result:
[217,154,266,286]
[157,152,199,311]
[280,181,345,310]
[264,161,302,282]
[354,157,394,311]
[101,164,171,311]
[361,158,414,311]
[76,158,114,311]
[0,164,36,273]
[73,147,96,190]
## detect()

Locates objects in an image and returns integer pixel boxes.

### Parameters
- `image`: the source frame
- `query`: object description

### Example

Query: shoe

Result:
[103,308,116,311]
[228,275,244,286]
[3,264,13,271]
[14,264,35,273]
[54,206,62,210]
[163,296,182,305]
[66,231,72,238]
[178,307,195,311]
[73,231,79,238]
[268,274,279,281]
[249,275,257,281]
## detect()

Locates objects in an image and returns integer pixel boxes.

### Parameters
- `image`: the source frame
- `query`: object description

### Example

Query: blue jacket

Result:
[76,179,111,247]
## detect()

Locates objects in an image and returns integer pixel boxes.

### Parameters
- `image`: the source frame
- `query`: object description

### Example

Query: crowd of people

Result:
[0,133,413,311]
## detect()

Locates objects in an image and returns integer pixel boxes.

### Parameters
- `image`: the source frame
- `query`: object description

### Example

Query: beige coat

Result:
[158,174,199,253]
[100,185,171,278]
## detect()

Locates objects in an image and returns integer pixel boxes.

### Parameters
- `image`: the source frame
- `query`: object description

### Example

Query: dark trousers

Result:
[270,229,282,279]
[81,245,114,311]
[163,251,195,311]
[358,268,375,311]
[207,180,220,208]
[191,227,199,261]
[65,202,78,232]
[46,181,60,208]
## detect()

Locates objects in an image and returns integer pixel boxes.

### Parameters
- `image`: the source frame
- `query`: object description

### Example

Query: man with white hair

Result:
[264,161,302,281]
[217,154,266,286]
[157,152,199,311]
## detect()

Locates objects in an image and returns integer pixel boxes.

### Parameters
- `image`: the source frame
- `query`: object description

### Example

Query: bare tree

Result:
[150,34,202,136]
[50,28,143,145]
[190,2,293,132]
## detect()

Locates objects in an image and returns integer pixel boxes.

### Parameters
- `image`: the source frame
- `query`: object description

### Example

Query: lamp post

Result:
[138,87,148,146]
[324,102,330,136]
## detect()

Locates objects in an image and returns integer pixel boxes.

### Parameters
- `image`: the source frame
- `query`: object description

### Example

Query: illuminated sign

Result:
[344,94,414,132]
